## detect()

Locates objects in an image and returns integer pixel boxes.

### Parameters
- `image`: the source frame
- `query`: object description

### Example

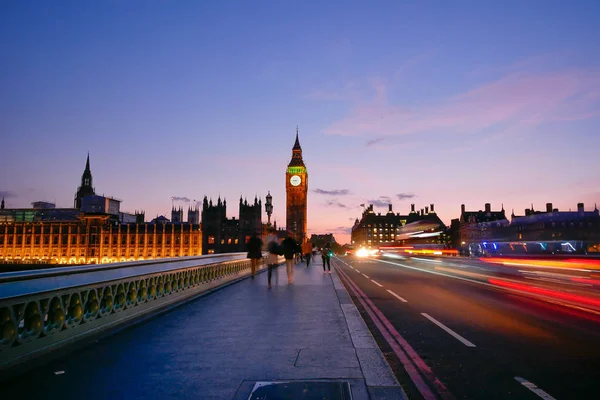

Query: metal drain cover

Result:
[248,381,352,400]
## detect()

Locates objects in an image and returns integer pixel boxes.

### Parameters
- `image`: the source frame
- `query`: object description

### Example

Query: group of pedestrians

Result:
[245,229,334,288]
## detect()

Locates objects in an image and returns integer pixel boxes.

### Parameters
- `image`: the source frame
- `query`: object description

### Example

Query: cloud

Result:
[0,190,17,198]
[325,200,349,208]
[368,196,392,208]
[366,137,385,147]
[313,188,350,196]
[331,226,352,235]
[396,193,416,200]
[320,66,600,140]
[171,196,191,202]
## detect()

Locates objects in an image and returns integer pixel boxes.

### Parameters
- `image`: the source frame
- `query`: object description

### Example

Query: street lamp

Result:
[265,192,273,226]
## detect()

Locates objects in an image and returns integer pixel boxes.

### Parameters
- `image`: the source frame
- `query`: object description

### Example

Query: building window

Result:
[221,239,225,244]
[208,236,215,244]
[227,238,232,244]
[234,238,239,244]
[208,249,215,254]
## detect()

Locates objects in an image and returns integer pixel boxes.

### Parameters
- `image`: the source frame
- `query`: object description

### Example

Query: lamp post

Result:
[265,191,273,226]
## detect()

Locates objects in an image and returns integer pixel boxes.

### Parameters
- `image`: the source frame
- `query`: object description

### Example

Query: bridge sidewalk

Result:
[5,257,405,400]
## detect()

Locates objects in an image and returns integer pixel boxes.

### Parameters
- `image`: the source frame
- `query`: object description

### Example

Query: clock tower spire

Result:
[286,127,308,242]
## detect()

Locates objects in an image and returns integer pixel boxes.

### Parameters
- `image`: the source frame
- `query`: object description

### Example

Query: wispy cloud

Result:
[366,137,385,147]
[396,193,416,200]
[325,200,349,208]
[0,190,17,198]
[171,196,191,202]
[319,66,600,140]
[314,188,351,196]
[368,196,392,208]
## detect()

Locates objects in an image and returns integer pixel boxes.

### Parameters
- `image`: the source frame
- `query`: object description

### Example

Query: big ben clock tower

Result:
[286,127,308,242]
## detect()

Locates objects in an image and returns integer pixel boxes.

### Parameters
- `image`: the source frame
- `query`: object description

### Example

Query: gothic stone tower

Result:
[201,196,226,254]
[74,153,95,209]
[239,196,262,246]
[286,127,308,242]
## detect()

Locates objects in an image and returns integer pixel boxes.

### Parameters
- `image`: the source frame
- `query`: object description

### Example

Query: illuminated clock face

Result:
[290,175,301,186]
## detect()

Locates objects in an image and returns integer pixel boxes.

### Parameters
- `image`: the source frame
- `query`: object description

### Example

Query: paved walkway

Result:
[5,258,405,400]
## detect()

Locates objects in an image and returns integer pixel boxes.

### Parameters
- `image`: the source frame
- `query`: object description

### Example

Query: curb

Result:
[330,258,409,400]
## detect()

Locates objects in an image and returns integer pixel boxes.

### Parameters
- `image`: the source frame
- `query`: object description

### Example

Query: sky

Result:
[1,1,600,244]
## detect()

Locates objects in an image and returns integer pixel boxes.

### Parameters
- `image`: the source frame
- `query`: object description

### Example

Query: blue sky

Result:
[1,1,600,243]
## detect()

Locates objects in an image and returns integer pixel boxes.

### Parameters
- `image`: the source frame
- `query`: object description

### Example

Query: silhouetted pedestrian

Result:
[322,242,332,273]
[264,228,280,289]
[246,231,263,279]
[282,232,297,283]
[302,239,312,267]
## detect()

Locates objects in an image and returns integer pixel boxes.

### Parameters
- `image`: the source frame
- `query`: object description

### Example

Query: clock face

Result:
[290,175,301,186]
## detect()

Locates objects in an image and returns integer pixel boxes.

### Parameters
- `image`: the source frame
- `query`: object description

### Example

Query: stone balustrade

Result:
[0,253,275,374]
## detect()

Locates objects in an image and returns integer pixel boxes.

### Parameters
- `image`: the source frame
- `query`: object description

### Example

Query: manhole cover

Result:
[248,381,352,400]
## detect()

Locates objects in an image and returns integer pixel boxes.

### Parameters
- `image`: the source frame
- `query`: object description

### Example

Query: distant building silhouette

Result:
[171,206,183,224]
[74,153,95,209]
[201,195,262,254]
[188,205,200,224]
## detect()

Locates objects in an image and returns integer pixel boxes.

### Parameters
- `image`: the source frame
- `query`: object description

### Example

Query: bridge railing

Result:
[0,253,276,373]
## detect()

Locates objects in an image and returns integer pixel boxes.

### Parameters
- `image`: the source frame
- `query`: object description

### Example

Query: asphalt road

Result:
[333,255,600,400]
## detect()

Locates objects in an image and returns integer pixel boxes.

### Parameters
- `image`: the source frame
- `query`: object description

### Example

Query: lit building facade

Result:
[351,204,403,248]
[0,155,202,265]
[0,215,201,265]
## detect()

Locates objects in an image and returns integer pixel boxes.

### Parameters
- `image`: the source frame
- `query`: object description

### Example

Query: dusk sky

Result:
[2,1,600,244]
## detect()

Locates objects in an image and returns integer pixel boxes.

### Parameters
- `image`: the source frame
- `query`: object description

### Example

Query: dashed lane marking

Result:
[386,289,408,303]
[514,377,556,400]
[421,313,476,347]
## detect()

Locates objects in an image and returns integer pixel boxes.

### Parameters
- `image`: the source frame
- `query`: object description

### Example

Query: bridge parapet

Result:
[0,253,272,374]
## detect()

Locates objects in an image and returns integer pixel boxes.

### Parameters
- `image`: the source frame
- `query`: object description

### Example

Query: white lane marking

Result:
[387,289,408,303]
[421,313,476,347]
[355,269,361,273]
[412,257,442,263]
[371,279,383,287]
[54,371,65,375]
[362,273,370,279]
[514,377,556,400]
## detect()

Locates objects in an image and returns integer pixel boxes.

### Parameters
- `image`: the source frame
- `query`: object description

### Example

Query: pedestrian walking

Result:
[302,239,312,267]
[322,242,332,273]
[282,232,297,283]
[246,231,263,279]
[264,228,281,289]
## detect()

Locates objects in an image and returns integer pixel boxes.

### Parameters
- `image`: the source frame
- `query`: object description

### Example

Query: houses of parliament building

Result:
[0,131,308,266]
[0,155,206,265]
